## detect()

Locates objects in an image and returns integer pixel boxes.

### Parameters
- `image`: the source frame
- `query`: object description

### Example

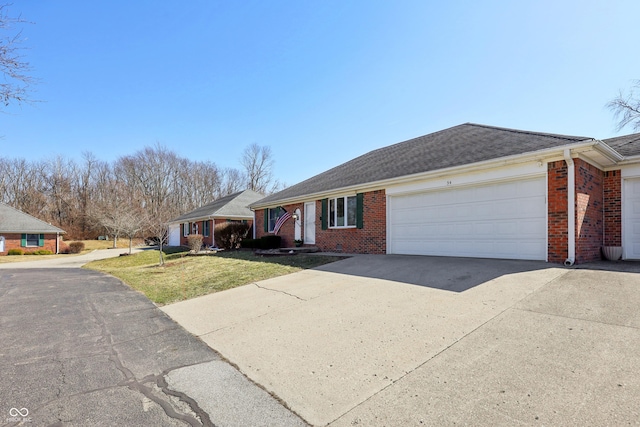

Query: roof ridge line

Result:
[465,123,593,142]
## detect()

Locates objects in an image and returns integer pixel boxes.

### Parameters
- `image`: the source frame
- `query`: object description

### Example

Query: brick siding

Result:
[574,159,603,263]
[603,170,622,246]
[548,159,613,263]
[255,190,387,254]
[1,233,60,255]
[547,161,569,263]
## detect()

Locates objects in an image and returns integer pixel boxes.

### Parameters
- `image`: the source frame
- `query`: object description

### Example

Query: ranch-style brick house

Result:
[0,203,65,255]
[250,123,640,264]
[168,189,264,247]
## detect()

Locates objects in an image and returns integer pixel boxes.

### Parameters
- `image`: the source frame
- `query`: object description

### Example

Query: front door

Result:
[304,202,316,244]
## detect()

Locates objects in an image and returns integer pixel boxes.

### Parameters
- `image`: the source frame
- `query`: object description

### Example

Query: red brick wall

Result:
[254,203,301,248]
[1,233,60,255]
[548,159,610,264]
[316,190,386,254]
[574,159,603,263]
[180,221,209,246]
[547,161,568,263]
[255,190,387,254]
[603,170,622,246]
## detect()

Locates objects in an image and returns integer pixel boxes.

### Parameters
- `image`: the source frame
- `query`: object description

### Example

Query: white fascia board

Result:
[386,161,546,196]
[250,141,598,209]
[615,155,640,167]
[621,163,640,178]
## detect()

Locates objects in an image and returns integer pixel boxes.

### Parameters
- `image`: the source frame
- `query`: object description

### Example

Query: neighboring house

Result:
[0,203,66,255]
[168,189,264,247]
[250,123,640,264]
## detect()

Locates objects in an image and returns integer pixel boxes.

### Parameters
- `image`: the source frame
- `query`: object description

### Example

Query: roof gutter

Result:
[251,140,599,209]
[592,140,625,162]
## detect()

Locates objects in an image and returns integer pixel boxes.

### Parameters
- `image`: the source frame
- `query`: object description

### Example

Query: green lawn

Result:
[84,249,343,305]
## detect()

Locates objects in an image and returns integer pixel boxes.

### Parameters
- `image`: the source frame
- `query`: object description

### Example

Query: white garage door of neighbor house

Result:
[388,176,547,261]
[168,224,181,247]
[623,178,640,259]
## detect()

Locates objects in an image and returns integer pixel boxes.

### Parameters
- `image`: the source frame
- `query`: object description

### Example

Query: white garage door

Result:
[388,176,547,260]
[624,178,640,259]
[168,224,181,247]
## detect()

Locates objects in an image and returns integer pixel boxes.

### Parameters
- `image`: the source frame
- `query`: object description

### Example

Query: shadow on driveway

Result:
[312,254,560,292]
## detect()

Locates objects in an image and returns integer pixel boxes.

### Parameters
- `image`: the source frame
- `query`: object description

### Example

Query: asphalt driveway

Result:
[163,255,640,426]
[0,268,305,426]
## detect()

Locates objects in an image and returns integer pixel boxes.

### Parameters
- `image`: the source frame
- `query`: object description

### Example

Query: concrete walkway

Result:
[0,247,145,269]
[162,255,640,426]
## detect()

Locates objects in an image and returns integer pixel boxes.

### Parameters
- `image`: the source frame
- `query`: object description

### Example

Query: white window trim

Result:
[183,223,189,237]
[329,196,357,229]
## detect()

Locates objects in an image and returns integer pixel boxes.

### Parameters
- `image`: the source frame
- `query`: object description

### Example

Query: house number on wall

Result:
[446,180,452,185]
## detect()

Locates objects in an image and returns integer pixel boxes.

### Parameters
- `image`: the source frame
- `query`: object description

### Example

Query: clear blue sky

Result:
[2,1,638,186]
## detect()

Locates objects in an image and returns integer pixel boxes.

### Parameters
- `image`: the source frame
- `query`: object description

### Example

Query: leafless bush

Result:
[187,234,204,253]
[214,222,251,250]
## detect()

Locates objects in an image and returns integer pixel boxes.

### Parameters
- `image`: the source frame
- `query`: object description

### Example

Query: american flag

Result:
[273,209,292,235]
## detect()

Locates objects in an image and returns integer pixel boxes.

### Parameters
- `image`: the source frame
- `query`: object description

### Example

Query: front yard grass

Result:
[84,249,343,305]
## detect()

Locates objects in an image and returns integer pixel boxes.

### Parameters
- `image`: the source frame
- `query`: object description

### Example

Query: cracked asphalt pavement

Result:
[0,268,306,426]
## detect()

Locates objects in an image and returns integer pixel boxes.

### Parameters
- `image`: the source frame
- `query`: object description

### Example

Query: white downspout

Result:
[252,209,256,239]
[564,149,575,266]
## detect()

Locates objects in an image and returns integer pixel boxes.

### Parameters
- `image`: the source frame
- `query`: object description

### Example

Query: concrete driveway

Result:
[162,254,640,426]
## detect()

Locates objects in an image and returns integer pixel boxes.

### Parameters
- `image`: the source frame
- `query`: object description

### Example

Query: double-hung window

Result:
[21,233,43,247]
[203,220,210,237]
[267,207,284,232]
[329,196,357,228]
[183,223,189,237]
[26,234,39,247]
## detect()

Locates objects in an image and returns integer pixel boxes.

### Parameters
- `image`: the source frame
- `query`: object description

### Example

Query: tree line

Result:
[0,143,281,240]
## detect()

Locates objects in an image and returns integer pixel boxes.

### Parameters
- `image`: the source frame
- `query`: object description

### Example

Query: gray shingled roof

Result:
[171,189,264,223]
[603,132,640,157]
[253,123,594,206]
[0,203,65,233]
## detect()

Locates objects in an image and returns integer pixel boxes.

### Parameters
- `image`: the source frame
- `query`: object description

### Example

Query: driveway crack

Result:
[251,283,306,301]
[88,300,207,426]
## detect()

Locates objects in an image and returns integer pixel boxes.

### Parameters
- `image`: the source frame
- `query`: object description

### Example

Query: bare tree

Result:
[89,176,144,248]
[119,210,145,254]
[240,144,279,194]
[116,143,183,219]
[42,156,76,229]
[4,158,46,217]
[220,167,245,197]
[0,4,34,108]
[144,210,172,265]
[607,80,640,132]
